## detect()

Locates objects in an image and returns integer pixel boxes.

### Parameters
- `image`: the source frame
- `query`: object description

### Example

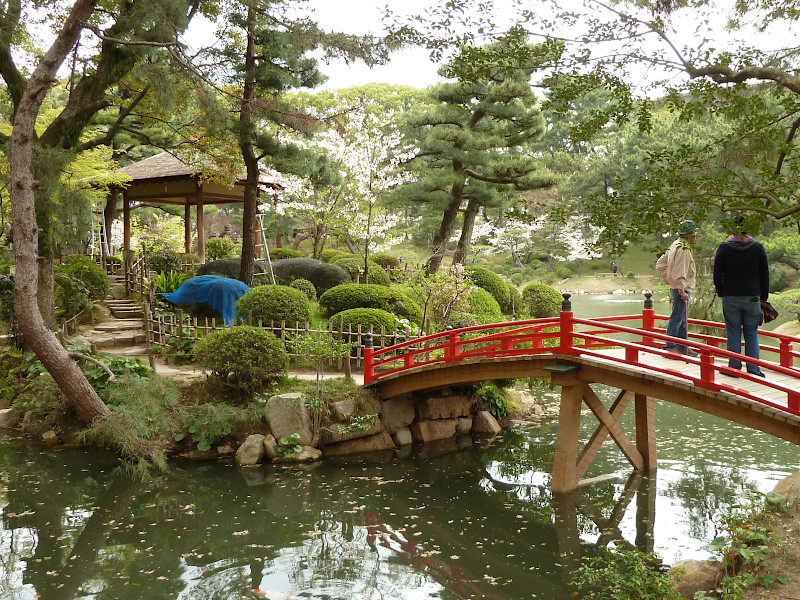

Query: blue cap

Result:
[678,220,696,236]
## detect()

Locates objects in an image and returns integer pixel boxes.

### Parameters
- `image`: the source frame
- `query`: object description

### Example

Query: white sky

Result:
[185,0,799,94]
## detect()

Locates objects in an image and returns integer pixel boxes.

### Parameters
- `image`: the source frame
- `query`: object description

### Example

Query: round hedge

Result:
[466,266,511,313]
[318,283,423,324]
[205,237,237,261]
[148,247,183,274]
[521,282,563,318]
[370,252,400,270]
[193,326,287,392]
[467,287,502,324]
[337,308,399,335]
[270,247,304,260]
[333,257,390,286]
[268,257,351,294]
[289,278,317,301]
[234,284,311,325]
[320,249,359,263]
[57,255,109,301]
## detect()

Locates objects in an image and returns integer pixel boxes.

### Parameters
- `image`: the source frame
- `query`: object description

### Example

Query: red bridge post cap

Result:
[561,292,572,311]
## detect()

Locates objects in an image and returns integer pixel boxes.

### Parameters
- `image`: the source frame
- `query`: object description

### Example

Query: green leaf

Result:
[174,433,185,441]
[196,441,211,452]
[758,574,774,587]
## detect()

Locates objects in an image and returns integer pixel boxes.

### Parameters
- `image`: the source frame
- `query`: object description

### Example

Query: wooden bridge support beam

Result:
[550,366,657,493]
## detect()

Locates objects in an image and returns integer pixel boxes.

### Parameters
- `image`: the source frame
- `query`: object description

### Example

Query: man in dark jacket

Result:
[713,216,770,377]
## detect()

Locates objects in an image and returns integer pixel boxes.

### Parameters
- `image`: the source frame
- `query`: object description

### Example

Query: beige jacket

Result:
[660,237,696,291]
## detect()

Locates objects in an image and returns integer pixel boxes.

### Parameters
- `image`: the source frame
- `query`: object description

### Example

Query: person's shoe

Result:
[686,349,699,358]
[721,369,740,379]
[748,371,766,378]
[662,345,698,358]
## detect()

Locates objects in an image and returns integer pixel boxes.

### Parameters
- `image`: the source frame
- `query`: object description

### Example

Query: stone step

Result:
[110,309,144,319]
[90,333,147,349]
[93,319,144,333]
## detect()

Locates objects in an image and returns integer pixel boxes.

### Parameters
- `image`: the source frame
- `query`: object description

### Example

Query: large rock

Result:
[392,427,413,446]
[669,559,720,598]
[330,399,357,422]
[471,411,501,435]
[0,408,20,428]
[263,434,278,460]
[321,419,383,445]
[273,446,322,464]
[774,471,800,511]
[416,395,475,420]
[410,419,457,443]
[381,396,415,434]
[503,389,544,420]
[236,434,266,466]
[322,431,396,457]
[265,392,313,446]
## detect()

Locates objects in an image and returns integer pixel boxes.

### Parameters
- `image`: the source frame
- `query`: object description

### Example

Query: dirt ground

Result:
[742,512,800,600]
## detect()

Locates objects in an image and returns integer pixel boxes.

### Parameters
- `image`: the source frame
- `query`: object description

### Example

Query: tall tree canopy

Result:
[392,33,558,274]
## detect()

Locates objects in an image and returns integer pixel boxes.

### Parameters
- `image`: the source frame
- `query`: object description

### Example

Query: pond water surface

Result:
[1,294,799,600]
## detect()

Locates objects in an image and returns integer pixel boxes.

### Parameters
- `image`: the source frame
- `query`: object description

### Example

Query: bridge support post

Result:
[552,380,583,493]
[635,393,657,470]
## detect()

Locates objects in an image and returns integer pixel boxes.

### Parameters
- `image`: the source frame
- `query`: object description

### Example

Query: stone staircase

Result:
[72,274,148,357]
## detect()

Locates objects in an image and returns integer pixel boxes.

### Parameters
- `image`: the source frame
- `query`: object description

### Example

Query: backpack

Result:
[655,252,669,284]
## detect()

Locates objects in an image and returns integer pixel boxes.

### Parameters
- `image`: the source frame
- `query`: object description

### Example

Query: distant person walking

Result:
[657,220,698,357]
[713,216,769,377]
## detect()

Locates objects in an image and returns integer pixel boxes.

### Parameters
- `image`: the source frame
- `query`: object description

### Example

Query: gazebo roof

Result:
[120,152,195,180]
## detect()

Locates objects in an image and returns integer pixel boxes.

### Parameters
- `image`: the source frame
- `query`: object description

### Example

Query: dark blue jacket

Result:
[713,237,769,301]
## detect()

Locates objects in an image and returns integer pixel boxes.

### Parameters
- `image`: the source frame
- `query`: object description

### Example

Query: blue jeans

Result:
[664,288,689,351]
[723,296,763,374]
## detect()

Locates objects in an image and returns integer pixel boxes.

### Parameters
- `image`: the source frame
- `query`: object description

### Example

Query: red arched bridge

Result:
[363,293,800,492]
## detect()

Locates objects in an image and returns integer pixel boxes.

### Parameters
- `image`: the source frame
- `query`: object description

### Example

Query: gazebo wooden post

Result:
[195,184,205,262]
[184,201,191,255]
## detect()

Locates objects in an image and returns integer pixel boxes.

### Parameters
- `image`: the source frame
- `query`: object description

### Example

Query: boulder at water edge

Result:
[774,471,800,511]
[265,392,313,446]
[236,434,266,466]
[669,559,720,598]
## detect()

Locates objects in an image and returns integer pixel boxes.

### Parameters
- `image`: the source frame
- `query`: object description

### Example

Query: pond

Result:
[1,293,798,600]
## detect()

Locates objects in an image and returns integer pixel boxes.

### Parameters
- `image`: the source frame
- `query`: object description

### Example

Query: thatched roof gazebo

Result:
[114,152,277,262]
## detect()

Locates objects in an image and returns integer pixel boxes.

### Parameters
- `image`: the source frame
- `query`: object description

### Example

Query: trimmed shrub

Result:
[320,249,359,263]
[522,282,563,318]
[336,308,399,335]
[234,284,311,326]
[333,257,391,286]
[148,247,183,274]
[54,271,91,319]
[290,278,317,301]
[182,253,201,264]
[467,287,502,324]
[58,255,109,301]
[198,258,251,280]
[370,252,400,270]
[206,237,237,261]
[318,283,423,324]
[267,257,351,294]
[193,326,287,393]
[556,266,573,279]
[270,247,304,260]
[466,265,511,313]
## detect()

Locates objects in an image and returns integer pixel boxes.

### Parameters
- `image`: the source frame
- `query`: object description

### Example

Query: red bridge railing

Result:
[364,292,800,416]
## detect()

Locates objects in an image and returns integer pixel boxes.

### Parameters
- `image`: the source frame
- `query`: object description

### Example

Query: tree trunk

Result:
[452,196,480,266]
[292,231,310,250]
[37,256,55,328]
[237,5,258,287]
[426,171,466,274]
[11,0,111,425]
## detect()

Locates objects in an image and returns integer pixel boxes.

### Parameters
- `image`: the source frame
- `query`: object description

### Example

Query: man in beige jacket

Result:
[659,220,698,357]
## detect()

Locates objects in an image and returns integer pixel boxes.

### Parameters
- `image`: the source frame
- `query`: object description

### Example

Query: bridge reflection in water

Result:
[365,292,800,492]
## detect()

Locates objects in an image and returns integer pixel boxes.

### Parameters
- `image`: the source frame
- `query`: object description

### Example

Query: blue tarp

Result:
[160,275,250,326]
